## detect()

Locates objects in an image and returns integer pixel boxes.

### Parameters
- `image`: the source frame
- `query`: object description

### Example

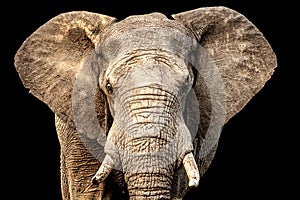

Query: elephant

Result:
[14,6,277,200]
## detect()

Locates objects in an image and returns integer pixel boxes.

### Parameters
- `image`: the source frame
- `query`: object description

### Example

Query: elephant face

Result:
[93,16,200,197]
[14,7,277,200]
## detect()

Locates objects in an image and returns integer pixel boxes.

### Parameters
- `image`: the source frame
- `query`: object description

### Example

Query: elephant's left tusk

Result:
[92,155,114,184]
[183,152,200,187]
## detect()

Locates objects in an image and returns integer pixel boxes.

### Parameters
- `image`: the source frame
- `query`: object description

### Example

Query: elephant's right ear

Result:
[14,11,116,132]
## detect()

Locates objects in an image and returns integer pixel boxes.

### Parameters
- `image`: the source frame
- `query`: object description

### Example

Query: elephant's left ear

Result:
[172,6,277,123]
[14,11,116,129]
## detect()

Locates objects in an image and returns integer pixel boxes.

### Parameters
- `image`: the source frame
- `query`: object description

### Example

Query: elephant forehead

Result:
[98,26,196,62]
[98,26,197,87]
[100,12,194,40]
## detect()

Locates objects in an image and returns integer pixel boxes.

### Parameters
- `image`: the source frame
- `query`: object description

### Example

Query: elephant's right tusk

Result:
[92,154,114,184]
[183,152,200,188]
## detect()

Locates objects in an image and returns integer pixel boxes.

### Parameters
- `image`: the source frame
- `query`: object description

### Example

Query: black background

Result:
[1,0,297,199]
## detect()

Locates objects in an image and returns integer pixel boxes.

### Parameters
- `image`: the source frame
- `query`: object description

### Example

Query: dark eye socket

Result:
[106,82,113,94]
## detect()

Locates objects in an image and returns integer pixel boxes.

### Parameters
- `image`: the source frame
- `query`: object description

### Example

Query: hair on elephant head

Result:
[14,6,277,200]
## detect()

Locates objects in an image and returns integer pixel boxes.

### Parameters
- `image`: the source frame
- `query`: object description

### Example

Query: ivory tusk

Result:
[183,152,200,187]
[92,154,114,184]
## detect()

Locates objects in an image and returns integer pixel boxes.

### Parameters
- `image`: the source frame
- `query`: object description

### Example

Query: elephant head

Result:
[14,6,277,200]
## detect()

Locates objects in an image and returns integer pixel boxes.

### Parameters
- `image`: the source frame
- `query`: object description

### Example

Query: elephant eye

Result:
[106,82,113,94]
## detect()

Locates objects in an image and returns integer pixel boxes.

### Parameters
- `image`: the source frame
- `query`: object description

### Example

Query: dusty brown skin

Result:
[14,7,277,200]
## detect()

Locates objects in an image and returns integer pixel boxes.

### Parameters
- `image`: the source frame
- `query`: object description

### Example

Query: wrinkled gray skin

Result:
[14,6,277,200]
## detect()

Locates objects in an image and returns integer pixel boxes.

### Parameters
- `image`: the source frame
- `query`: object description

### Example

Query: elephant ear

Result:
[173,7,277,175]
[14,11,116,144]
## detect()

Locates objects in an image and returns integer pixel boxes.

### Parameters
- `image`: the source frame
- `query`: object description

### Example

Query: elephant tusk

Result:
[183,152,200,188]
[92,154,114,184]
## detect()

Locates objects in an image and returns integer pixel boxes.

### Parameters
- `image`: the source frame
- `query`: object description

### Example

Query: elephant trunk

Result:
[120,87,175,199]
[121,128,176,200]
[119,85,190,199]
[125,170,173,199]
